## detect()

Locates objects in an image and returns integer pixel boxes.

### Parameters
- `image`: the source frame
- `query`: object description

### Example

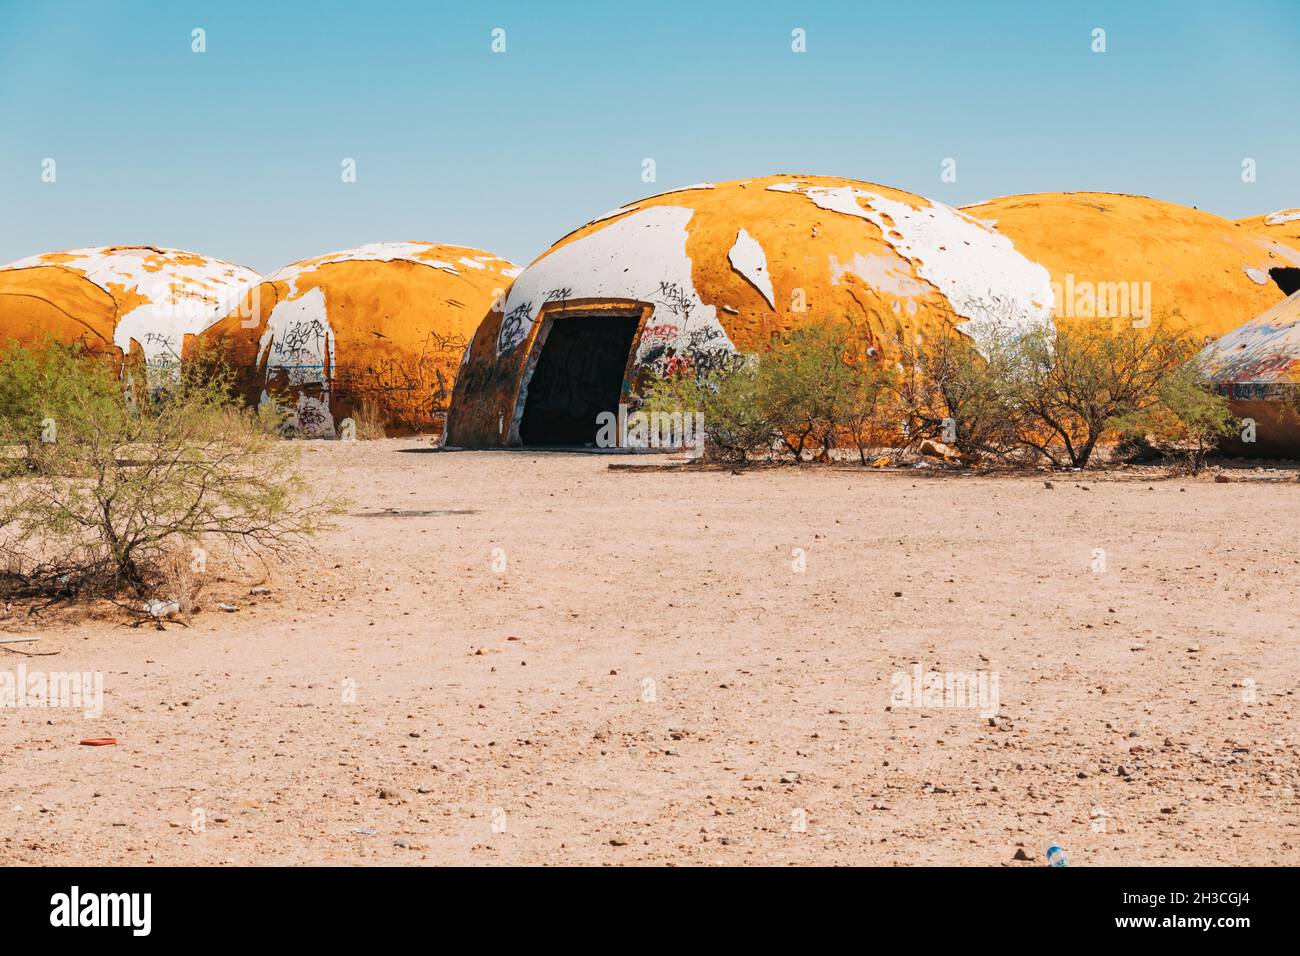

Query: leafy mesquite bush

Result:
[1008,317,1230,468]
[640,324,897,464]
[894,325,1028,462]
[0,340,342,605]
[640,359,774,462]
[639,315,1233,471]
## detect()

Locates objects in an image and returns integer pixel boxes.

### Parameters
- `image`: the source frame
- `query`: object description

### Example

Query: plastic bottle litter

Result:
[143,600,181,619]
[1045,841,1069,867]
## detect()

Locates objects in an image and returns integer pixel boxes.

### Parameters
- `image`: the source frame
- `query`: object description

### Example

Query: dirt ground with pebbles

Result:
[1,437,1297,866]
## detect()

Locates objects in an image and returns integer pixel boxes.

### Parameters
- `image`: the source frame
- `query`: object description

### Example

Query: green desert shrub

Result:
[639,323,898,464]
[639,315,1216,471]
[760,325,897,463]
[640,360,775,462]
[893,326,1028,462]
[1009,316,1207,468]
[1111,364,1237,474]
[0,340,343,606]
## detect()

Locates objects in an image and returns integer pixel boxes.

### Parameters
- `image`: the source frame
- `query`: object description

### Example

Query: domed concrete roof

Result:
[1199,290,1300,387]
[447,174,1057,447]
[960,192,1300,341]
[1198,290,1300,453]
[193,242,518,437]
[0,246,259,372]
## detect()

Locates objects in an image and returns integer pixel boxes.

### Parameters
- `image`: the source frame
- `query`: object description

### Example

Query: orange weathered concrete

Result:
[961,193,1300,341]
[0,246,259,377]
[1238,208,1300,245]
[193,243,518,437]
[446,174,1058,448]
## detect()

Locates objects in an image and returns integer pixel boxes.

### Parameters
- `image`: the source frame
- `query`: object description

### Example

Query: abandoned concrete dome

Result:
[444,173,1060,448]
[0,246,259,374]
[960,192,1300,341]
[193,242,519,437]
[1198,290,1300,453]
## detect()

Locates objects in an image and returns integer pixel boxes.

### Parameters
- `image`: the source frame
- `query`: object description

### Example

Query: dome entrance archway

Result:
[517,305,644,447]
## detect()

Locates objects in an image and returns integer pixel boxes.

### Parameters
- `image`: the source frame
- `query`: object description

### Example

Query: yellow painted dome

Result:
[193,242,519,437]
[447,174,1059,447]
[0,246,259,376]
[961,192,1300,341]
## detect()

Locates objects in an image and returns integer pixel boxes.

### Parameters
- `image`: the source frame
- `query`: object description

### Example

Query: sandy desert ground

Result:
[1,438,1298,866]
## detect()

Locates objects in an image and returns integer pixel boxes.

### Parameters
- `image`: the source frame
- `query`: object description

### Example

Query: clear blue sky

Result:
[1,0,1296,273]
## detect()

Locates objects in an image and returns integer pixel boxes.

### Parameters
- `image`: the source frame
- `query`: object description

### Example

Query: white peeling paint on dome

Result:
[495,205,735,370]
[2,246,259,371]
[256,286,337,437]
[269,243,456,295]
[1264,209,1300,226]
[1,246,256,294]
[1253,238,1300,267]
[727,228,776,309]
[828,252,933,299]
[1244,235,1300,268]
[268,242,519,296]
[767,183,1056,346]
[464,254,521,278]
[456,255,514,273]
[587,204,641,226]
[1246,267,1270,285]
[580,195,709,232]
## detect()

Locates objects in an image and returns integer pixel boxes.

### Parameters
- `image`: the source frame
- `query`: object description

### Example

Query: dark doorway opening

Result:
[1270,267,1300,297]
[519,314,639,446]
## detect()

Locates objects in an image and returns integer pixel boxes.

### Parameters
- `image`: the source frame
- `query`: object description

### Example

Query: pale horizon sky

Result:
[1,0,1296,274]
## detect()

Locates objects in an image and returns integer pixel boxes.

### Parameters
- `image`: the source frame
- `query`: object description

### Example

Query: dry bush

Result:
[1011,316,1209,468]
[348,400,387,440]
[638,317,1219,472]
[893,325,1029,463]
[151,539,209,619]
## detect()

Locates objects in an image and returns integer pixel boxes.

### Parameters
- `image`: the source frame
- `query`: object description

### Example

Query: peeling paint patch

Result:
[587,204,641,225]
[269,242,518,296]
[1245,236,1300,267]
[1246,266,1270,285]
[1200,292,1300,385]
[828,252,932,299]
[2,246,258,371]
[1265,209,1300,226]
[769,182,1055,344]
[727,228,776,309]
[257,286,336,435]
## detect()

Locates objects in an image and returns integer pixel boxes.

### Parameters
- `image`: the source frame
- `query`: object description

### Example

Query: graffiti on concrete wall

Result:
[493,208,737,369]
[330,328,469,431]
